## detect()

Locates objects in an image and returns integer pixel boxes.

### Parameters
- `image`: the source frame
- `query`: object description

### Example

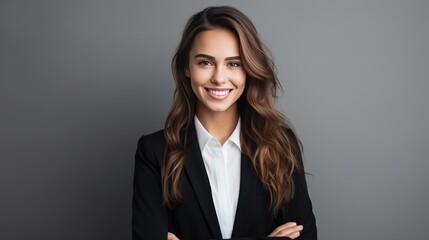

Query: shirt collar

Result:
[194,115,241,152]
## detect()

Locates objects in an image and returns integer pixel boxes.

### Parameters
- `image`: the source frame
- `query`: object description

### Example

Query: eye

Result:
[198,59,213,66]
[227,61,241,67]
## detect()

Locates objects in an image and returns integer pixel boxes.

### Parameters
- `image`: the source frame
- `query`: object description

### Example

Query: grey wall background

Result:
[1,0,428,239]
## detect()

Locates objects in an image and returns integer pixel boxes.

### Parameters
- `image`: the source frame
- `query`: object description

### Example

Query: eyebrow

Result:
[194,54,241,61]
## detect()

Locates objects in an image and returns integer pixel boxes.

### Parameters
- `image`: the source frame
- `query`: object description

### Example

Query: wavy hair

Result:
[162,6,303,214]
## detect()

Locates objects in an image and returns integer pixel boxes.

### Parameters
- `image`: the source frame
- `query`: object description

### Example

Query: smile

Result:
[207,89,231,96]
[205,88,232,99]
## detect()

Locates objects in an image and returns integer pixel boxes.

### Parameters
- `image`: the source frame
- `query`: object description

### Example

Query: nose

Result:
[211,65,226,84]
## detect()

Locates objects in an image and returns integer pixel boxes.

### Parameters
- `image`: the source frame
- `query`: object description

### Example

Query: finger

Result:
[269,222,296,236]
[276,225,303,237]
[289,231,301,240]
[167,232,179,240]
[268,222,297,237]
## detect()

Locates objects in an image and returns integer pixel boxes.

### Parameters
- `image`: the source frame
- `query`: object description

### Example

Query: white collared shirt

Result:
[194,116,241,239]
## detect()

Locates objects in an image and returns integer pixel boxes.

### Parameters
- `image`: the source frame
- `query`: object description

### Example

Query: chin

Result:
[207,103,235,113]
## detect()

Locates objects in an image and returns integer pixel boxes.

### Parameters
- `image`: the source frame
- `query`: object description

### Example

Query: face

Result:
[186,28,246,117]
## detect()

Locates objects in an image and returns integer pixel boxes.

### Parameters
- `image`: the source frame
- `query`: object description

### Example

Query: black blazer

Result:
[132,123,317,240]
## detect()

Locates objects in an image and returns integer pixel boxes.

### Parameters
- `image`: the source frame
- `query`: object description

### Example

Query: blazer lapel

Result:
[183,124,223,239]
[231,153,254,237]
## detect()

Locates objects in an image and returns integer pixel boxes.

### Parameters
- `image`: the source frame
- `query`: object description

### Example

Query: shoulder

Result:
[138,129,166,147]
[135,129,166,165]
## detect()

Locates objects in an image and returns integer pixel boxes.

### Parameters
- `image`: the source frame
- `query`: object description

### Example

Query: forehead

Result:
[190,28,240,57]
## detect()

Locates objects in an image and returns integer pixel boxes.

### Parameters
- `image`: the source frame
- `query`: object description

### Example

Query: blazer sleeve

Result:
[283,173,317,240]
[280,129,317,240]
[132,135,168,240]
[216,175,315,240]
[214,238,291,240]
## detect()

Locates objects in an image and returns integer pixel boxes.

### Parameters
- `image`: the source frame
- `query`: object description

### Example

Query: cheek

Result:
[188,69,201,90]
[189,74,206,96]
[189,78,200,95]
[190,77,204,92]
[189,67,212,84]
[232,71,246,89]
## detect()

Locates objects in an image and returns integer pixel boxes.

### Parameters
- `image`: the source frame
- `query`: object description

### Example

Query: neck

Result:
[196,105,239,145]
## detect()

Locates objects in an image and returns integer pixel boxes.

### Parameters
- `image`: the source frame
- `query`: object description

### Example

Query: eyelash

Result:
[197,60,241,67]
[198,60,213,66]
[227,61,241,67]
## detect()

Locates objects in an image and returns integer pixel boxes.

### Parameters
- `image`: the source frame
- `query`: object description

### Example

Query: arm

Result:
[281,129,317,239]
[211,237,291,240]
[132,135,168,240]
[268,222,303,239]
[277,173,317,240]
[212,130,314,240]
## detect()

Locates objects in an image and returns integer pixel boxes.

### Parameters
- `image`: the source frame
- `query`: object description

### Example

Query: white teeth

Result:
[208,89,230,96]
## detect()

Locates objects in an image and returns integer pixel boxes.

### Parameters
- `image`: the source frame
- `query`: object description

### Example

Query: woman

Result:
[133,6,317,240]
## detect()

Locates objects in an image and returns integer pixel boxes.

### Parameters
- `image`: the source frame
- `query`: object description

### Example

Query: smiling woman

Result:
[186,28,246,131]
[133,6,317,240]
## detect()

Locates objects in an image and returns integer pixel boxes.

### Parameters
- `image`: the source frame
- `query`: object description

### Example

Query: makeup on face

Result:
[186,28,246,115]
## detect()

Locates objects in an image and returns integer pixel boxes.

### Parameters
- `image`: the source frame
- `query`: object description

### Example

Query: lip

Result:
[204,87,233,100]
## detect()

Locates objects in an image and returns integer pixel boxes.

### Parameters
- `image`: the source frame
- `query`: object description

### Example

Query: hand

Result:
[167,232,180,240]
[268,222,303,239]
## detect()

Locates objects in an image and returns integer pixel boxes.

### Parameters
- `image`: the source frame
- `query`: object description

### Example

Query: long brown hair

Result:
[162,6,303,214]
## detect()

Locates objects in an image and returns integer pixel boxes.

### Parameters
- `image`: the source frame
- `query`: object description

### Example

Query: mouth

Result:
[205,88,233,99]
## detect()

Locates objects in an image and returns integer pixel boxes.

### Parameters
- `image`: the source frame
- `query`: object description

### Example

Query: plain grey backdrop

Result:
[1,0,428,239]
